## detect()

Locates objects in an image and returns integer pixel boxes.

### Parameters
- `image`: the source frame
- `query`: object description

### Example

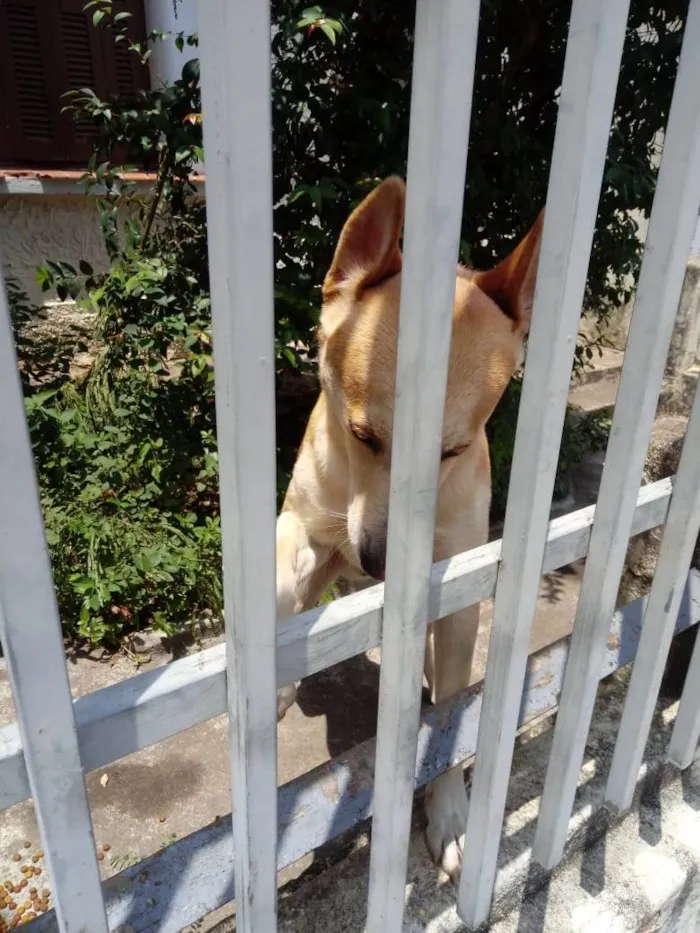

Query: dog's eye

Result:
[350,425,381,454]
[441,444,468,461]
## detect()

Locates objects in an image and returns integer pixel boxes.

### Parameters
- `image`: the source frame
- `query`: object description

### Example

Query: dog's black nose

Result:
[359,535,386,581]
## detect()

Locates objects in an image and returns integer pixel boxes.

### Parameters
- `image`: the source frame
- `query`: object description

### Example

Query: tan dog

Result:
[276,176,543,878]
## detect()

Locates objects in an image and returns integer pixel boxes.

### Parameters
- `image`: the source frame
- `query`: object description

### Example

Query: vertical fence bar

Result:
[533,0,700,871]
[667,627,700,769]
[198,3,278,931]
[365,2,480,930]
[0,270,108,933]
[605,374,700,812]
[456,1,630,926]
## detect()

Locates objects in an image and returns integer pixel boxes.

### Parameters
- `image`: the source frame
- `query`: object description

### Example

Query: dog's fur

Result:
[276,176,543,879]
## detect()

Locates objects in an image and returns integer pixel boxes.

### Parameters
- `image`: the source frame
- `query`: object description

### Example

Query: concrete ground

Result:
[0,561,586,930]
[252,691,700,933]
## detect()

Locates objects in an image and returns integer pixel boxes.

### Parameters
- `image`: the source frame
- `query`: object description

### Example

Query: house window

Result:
[0,0,149,167]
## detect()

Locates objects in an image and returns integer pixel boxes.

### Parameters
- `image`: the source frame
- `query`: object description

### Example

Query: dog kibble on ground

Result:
[0,843,52,932]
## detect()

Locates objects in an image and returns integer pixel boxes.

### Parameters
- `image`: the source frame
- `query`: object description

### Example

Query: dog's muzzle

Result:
[359,533,386,582]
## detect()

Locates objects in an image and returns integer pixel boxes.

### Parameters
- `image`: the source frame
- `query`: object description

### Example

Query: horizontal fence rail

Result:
[458,0,630,924]
[22,572,700,933]
[533,0,700,872]
[0,478,673,812]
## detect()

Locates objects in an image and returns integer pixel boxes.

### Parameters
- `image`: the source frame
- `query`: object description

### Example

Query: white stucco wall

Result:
[0,194,110,305]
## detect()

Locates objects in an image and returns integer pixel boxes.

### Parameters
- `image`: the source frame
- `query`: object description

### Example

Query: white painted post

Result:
[365,2,481,931]
[0,270,108,933]
[605,373,700,812]
[456,1,630,926]
[144,0,198,88]
[533,0,700,871]
[198,3,279,931]
[668,627,700,769]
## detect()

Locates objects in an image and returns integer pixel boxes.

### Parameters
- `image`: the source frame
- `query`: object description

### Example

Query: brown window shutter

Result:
[61,0,102,149]
[101,0,150,98]
[0,0,66,164]
[0,0,148,167]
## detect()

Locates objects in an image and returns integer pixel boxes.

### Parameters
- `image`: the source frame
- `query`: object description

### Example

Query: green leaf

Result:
[79,259,94,276]
[181,58,200,84]
[92,9,105,26]
[320,22,336,44]
[36,266,52,291]
[134,552,151,572]
[191,356,208,376]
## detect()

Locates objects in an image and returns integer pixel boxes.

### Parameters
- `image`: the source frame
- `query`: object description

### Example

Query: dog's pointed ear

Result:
[322,177,405,302]
[473,210,544,334]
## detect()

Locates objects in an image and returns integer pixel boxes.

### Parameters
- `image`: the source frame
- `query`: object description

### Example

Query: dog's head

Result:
[318,176,543,580]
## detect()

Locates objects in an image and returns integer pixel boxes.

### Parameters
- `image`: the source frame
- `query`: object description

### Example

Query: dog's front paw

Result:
[424,767,469,882]
[277,683,298,721]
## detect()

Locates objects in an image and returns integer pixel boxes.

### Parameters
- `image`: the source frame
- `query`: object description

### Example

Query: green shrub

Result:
[16,215,224,643]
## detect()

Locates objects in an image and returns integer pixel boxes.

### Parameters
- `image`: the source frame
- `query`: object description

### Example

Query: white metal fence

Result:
[2,0,700,930]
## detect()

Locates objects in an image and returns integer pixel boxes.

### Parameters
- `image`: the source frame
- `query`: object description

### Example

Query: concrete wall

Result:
[0,194,110,305]
[669,259,700,376]
[602,255,700,393]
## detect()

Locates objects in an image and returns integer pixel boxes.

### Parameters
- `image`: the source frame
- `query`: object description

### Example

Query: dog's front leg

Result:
[423,603,479,880]
[276,509,337,720]
[423,501,486,880]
